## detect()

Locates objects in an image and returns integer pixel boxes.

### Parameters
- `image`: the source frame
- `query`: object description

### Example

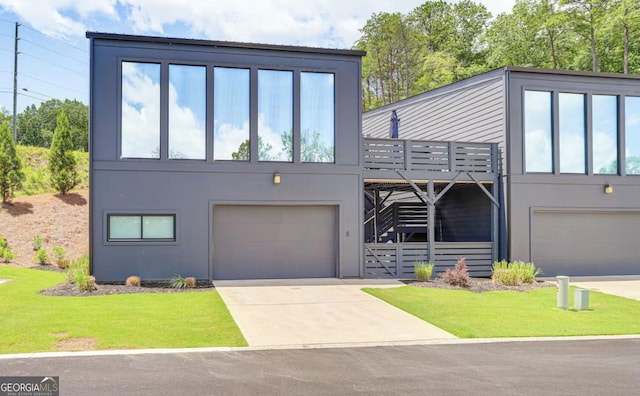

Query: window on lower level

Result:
[108,214,175,241]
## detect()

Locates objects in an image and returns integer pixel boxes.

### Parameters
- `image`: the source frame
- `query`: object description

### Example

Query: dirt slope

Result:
[0,189,89,266]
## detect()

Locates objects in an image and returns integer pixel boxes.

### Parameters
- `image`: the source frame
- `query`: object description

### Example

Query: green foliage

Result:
[17,99,88,151]
[48,110,78,194]
[66,255,96,291]
[440,257,470,287]
[14,145,88,196]
[0,236,16,263]
[492,260,543,285]
[414,262,434,282]
[34,248,49,265]
[0,266,246,353]
[31,235,43,251]
[168,275,188,289]
[364,285,640,338]
[52,246,67,268]
[0,122,25,203]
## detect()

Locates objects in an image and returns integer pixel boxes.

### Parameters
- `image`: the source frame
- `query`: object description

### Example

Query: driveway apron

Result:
[214,278,456,347]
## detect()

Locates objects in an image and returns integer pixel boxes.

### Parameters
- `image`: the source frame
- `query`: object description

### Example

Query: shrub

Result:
[184,277,197,288]
[34,248,49,265]
[52,246,67,268]
[126,276,141,287]
[440,257,470,287]
[492,260,542,285]
[1,246,16,263]
[48,110,78,194]
[31,235,43,251]
[66,255,96,292]
[169,275,188,289]
[414,262,434,282]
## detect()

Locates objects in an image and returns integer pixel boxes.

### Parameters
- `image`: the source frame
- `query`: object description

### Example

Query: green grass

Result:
[0,266,247,354]
[16,145,88,196]
[364,286,640,338]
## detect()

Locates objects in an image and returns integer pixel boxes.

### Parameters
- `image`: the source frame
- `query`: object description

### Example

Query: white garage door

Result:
[213,205,337,280]
[531,211,640,276]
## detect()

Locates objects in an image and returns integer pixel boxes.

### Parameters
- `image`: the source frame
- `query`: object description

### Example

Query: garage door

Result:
[213,205,337,280]
[531,211,640,276]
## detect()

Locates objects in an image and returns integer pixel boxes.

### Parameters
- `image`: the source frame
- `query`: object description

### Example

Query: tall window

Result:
[524,90,553,173]
[625,96,640,175]
[258,70,293,162]
[169,65,206,160]
[121,62,160,158]
[214,67,250,160]
[301,72,335,163]
[559,93,586,173]
[593,95,619,174]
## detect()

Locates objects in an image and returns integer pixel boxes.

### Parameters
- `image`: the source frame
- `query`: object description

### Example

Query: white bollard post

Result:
[556,276,569,309]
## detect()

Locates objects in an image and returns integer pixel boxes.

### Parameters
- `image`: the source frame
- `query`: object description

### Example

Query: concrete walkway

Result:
[213,278,455,347]
[570,276,640,301]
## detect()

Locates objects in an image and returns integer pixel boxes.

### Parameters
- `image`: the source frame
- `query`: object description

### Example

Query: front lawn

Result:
[364,286,640,338]
[0,266,247,354]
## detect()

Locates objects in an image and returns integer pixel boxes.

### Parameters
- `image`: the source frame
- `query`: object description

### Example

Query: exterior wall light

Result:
[604,184,613,194]
[273,173,281,185]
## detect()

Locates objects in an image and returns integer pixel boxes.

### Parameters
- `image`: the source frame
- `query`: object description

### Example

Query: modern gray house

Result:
[87,32,364,281]
[88,32,639,281]
[363,67,640,277]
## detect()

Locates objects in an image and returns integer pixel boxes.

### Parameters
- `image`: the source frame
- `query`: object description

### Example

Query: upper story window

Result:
[169,65,206,160]
[121,62,160,159]
[258,70,293,162]
[301,72,335,163]
[593,95,619,174]
[215,67,250,161]
[559,93,586,174]
[625,96,640,175]
[524,90,553,173]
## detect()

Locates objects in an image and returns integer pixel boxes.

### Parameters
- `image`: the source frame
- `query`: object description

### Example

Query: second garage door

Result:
[212,205,337,280]
[531,210,640,276]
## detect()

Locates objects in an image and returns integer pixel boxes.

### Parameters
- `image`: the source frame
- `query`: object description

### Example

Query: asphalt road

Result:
[1,339,639,395]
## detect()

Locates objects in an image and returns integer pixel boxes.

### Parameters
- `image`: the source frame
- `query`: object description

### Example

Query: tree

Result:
[48,110,77,194]
[16,99,88,151]
[0,122,24,203]
[561,0,610,72]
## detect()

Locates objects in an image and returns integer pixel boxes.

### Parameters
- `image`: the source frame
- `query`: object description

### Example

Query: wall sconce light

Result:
[604,184,613,194]
[273,172,281,185]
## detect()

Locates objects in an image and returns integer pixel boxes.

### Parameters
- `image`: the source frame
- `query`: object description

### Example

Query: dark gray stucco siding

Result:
[89,35,363,281]
[506,71,640,275]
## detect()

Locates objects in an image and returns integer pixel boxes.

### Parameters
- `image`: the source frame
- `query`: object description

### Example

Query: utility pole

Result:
[12,22,19,141]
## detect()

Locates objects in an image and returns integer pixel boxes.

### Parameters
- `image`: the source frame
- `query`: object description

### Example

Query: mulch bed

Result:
[403,278,554,293]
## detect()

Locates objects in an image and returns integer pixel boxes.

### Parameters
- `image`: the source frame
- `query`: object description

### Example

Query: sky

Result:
[0,0,516,114]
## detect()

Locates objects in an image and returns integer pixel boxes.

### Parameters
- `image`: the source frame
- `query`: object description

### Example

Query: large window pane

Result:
[625,96,640,175]
[593,95,619,174]
[109,216,141,239]
[524,91,553,173]
[301,72,335,163]
[121,62,160,158]
[559,93,586,173]
[169,65,206,160]
[142,216,175,239]
[258,70,293,162]
[214,68,250,160]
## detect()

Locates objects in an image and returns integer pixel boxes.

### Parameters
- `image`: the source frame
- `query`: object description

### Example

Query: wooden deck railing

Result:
[364,242,493,278]
[364,138,498,173]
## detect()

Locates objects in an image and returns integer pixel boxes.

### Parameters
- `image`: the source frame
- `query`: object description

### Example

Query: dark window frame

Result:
[107,214,176,242]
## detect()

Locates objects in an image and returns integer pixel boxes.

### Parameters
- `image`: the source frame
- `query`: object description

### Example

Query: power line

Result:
[19,23,88,53]
[21,88,57,100]
[18,72,87,96]
[21,37,88,65]
[20,52,87,77]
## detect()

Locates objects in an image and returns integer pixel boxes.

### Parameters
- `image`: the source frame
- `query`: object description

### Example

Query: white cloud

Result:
[0,0,116,38]
[0,1,517,47]
[121,62,160,158]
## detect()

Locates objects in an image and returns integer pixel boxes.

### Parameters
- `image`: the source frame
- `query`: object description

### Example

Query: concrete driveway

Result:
[213,278,455,347]
[570,276,640,301]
